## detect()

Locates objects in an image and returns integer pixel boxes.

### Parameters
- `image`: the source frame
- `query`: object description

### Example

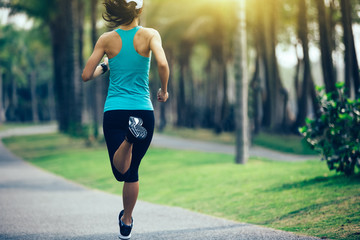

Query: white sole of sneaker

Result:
[118,233,131,239]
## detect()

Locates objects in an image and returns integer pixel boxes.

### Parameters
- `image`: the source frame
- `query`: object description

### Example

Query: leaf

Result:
[305,118,313,124]
[347,99,354,104]
[335,81,345,89]
[326,92,333,100]
[315,85,325,92]
[338,113,348,120]
[299,126,307,134]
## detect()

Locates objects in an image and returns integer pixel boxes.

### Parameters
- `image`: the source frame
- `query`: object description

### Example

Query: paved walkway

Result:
[0,124,319,162]
[152,134,319,162]
[0,125,320,239]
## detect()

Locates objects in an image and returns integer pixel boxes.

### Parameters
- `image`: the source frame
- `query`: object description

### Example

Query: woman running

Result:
[82,0,169,239]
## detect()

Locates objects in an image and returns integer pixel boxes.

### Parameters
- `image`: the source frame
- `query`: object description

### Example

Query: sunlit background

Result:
[1,1,360,239]
[0,0,359,136]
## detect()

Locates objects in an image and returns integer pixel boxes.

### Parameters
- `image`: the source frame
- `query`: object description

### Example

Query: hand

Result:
[157,88,169,102]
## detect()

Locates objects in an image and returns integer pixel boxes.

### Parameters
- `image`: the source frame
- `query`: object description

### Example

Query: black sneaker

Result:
[118,210,133,240]
[127,116,147,143]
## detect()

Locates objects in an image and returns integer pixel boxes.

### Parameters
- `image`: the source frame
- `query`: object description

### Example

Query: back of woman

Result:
[82,0,169,239]
[104,26,153,112]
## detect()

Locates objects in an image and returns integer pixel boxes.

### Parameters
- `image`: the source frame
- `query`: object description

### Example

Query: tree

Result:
[250,0,290,131]
[293,0,317,129]
[0,24,22,121]
[340,0,360,98]
[90,0,101,138]
[315,0,337,93]
[0,69,4,123]
[234,0,249,164]
[4,0,83,134]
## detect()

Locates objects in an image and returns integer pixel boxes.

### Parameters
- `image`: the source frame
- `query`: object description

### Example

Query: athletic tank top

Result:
[104,26,153,112]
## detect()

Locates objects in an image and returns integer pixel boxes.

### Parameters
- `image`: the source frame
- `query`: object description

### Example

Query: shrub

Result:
[299,82,360,175]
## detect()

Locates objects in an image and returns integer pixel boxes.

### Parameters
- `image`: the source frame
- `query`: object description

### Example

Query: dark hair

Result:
[102,0,142,28]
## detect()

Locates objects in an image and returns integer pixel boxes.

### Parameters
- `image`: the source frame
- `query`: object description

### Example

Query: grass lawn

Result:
[3,133,360,240]
[161,127,317,155]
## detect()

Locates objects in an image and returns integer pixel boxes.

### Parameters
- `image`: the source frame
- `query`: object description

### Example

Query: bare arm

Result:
[150,30,169,102]
[82,35,108,82]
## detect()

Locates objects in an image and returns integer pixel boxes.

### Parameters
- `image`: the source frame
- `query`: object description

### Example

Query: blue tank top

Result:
[104,26,153,112]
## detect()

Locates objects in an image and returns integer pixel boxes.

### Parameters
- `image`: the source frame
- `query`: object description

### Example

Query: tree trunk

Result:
[340,0,360,98]
[158,49,174,131]
[294,43,301,104]
[69,0,84,135]
[256,0,271,128]
[177,62,186,126]
[213,62,224,132]
[267,6,279,129]
[220,62,229,131]
[0,70,4,123]
[250,53,261,134]
[50,0,76,133]
[90,0,100,138]
[50,24,65,130]
[257,0,286,130]
[47,73,56,121]
[234,0,249,164]
[7,73,18,121]
[315,0,336,93]
[294,0,311,129]
[29,71,39,123]
[309,77,320,118]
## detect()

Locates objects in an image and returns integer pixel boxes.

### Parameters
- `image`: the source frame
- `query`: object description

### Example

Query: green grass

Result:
[160,127,317,155]
[252,132,317,155]
[3,133,360,240]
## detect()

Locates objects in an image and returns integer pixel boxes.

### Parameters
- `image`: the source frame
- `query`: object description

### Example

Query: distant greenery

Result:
[0,122,44,131]
[161,127,317,155]
[160,127,235,144]
[3,133,360,240]
[300,83,360,175]
[253,132,318,155]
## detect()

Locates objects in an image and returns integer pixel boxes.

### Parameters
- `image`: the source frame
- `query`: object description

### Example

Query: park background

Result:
[0,0,360,239]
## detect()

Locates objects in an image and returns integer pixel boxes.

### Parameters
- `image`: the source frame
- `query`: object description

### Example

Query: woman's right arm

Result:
[150,30,169,102]
[82,35,108,82]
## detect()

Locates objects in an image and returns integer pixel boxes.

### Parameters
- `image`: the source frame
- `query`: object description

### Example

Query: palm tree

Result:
[4,0,83,134]
[90,0,101,138]
[234,0,249,164]
[0,24,23,121]
[149,1,236,130]
[340,0,360,97]
[315,0,336,93]
[293,0,313,128]
[0,69,4,123]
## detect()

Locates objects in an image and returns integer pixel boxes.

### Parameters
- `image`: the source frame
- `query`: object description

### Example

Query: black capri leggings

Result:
[103,110,154,182]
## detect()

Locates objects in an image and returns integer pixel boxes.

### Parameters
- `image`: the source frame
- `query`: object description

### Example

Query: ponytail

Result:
[102,0,141,28]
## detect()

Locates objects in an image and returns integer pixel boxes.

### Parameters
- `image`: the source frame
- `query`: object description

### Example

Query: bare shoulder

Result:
[140,27,161,39]
[97,31,120,53]
[99,31,117,42]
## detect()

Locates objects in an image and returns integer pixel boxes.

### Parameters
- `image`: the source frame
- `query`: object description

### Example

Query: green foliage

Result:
[0,23,53,121]
[300,84,360,175]
[253,132,317,155]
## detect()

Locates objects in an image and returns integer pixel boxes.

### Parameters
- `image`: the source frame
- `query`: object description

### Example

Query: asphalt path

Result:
[0,125,320,239]
[0,124,319,162]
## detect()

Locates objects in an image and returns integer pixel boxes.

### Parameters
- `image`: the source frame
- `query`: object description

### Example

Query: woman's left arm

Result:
[82,35,108,82]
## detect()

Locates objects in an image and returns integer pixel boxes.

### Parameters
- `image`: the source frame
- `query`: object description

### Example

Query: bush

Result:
[299,82,360,175]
